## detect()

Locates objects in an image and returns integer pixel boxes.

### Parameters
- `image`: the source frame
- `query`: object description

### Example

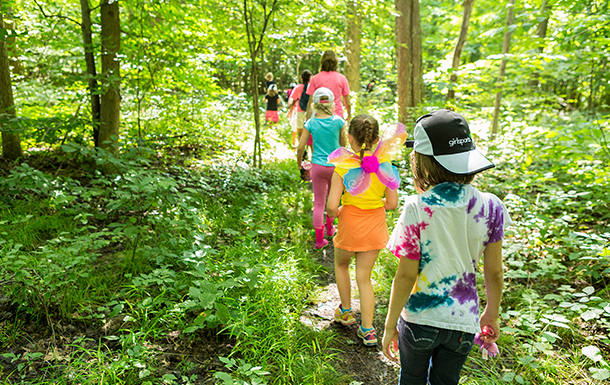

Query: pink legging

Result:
[310,164,334,228]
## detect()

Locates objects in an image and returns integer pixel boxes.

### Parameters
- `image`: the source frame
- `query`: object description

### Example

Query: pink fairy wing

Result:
[376,162,401,190]
[373,123,408,163]
[343,168,371,196]
[327,147,361,169]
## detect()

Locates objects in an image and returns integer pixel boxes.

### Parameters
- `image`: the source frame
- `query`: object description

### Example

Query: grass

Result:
[0,108,609,384]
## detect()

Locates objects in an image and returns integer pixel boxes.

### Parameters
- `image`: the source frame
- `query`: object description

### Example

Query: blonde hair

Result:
[265,72,274,81]
[314,99,334,115]
[348,115,379,160]
[410,152,475,193]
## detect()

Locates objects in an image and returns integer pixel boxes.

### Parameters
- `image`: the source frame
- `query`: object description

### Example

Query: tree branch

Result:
[33,0,82,26]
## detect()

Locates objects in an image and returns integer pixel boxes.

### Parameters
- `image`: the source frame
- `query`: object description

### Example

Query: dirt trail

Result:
[302,244,400,384]
[263,127,402,383]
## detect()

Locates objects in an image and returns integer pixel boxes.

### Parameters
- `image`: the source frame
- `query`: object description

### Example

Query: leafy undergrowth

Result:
[0,109,609,384]
[454,110,610,384]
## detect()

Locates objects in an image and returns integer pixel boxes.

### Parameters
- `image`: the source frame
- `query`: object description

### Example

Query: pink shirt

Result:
[290,84,305,112]
[306,71,350,118]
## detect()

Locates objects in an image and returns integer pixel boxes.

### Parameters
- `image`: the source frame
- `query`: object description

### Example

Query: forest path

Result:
[303,245,401,384]
[263,128,401,383]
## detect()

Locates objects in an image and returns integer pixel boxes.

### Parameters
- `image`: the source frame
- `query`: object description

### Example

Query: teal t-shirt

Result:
[305,115,345,167]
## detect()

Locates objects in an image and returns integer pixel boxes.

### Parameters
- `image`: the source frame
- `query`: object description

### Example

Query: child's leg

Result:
[310,165,334,229]
[354,250,380,329]
[428,331,473,384]
[397,318,435,384]
[334,247,354,309]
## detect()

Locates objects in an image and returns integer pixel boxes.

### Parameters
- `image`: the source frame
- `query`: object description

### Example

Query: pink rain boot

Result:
[314,227,329,249]
[326,215,336,237]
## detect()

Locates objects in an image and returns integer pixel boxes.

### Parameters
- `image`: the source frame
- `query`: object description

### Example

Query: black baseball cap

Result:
[413,109,494,175]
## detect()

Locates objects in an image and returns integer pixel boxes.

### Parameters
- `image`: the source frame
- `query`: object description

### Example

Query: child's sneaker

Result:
[334,305,356,326]
[357,325,378,346]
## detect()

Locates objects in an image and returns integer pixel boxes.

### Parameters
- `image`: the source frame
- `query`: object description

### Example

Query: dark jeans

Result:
[398,318,474,385]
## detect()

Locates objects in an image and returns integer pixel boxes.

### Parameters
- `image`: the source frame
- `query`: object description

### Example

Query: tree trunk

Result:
[251,63,262,168]
[0,9,22,160]
[412,0,422,107]
[529,0,550,88]
[99,0,121,152]
[447,0,475,101]
[491,0,516,140]
[345,0,362,94]
[395,0,422,125]
[3,9,20,77]
[242,0,279,168]
[80,0,101,147]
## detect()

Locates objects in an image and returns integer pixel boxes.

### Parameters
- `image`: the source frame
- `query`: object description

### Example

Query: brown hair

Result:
[410,152,475,193]
[301,69,312,83]
[320,50,338,72]
[349,114,379,160]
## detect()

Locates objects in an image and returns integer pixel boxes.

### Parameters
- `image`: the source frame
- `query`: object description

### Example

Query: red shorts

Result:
[265,110,279,123]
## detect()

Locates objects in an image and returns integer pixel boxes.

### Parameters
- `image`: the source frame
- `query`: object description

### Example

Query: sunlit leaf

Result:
[581,309,603,321]
[582,286,595,295]
[582,346,602,362]
[590,368,610,380]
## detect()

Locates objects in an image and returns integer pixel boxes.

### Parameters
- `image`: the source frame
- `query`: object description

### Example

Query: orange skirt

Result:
[333,205,388,252]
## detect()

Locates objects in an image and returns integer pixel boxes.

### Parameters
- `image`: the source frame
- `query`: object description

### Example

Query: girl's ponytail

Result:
[359,118,373,161]
[349,114,380,162]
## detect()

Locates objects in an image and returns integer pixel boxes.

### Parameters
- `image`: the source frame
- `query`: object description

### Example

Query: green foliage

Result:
[3,0,610,383]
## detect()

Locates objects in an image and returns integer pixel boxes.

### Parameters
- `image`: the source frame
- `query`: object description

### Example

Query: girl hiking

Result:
[382,109,512,384]
[326,115,406,346]
[287,69,313,149]
[296,87,346,249]
[306,50,351,122]
[264,84,282,127]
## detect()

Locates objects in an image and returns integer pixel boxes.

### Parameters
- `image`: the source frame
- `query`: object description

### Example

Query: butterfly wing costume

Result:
[327,123,408,196]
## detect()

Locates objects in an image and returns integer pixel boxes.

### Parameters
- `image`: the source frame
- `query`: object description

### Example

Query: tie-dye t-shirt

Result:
[386,182,512,334]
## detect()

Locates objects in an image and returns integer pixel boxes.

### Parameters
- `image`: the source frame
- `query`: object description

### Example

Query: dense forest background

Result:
[0,0,609,384]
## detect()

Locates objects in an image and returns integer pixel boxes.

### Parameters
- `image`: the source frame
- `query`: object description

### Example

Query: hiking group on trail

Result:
[286,50,511,384]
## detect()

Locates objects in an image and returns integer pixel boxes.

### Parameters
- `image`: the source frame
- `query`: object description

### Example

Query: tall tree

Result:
[529,0,551,88]
[242,0,280,168]
[491,0,516,139]
[0,6,22,160]
[447,0,475,101]
[98,0,121,152]
[344,0,362,95]
[394,0,422,125]
[80,0,101,147]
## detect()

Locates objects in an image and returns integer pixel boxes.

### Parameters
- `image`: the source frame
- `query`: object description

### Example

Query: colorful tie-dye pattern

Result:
[485,199,506,245]
[391,220,429,261]
[386,182,512,334]
[421,182,465,207]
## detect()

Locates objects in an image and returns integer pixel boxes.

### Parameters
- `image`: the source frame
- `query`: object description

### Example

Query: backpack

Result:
[299,83,310,111]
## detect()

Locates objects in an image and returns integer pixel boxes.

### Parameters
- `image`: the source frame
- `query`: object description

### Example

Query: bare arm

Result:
[383,187,398,210]
[326,172,344,218]
[339,124,347,147]
[305,97,314,120]
[287,98,295,115]
[382,256,420,361]
[296,127,311,167]
[342,94,351,123]
[480,239,503,344]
